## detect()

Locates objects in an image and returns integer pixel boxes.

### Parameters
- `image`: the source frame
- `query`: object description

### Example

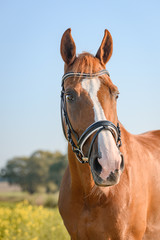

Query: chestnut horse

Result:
[58,28,160,239]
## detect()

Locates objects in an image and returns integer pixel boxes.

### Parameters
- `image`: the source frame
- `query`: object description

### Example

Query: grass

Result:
[0,202,69,240]
[0,190,59,207]
[0,182,58,205]
[0,183,70,239]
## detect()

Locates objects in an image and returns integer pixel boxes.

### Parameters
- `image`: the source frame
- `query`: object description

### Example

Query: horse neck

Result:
[67,144,95,195]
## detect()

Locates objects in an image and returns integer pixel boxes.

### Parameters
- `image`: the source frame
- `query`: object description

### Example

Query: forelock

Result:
[65,52,103,74]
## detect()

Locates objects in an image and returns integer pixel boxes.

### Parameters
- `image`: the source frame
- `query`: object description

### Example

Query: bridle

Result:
[61,69,123,164]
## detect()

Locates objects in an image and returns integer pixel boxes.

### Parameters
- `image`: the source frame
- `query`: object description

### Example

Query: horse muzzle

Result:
[90,152,124,187]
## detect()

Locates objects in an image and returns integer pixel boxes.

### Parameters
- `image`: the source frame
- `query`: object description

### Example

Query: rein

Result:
[61,70,122,164]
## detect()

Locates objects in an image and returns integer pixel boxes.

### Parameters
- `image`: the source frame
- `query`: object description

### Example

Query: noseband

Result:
[61,70,122,164]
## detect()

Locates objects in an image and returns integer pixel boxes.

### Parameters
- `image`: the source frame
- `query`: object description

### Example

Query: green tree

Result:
[1,150,68,194]
[1,157,28,190]
[48,154,68,188]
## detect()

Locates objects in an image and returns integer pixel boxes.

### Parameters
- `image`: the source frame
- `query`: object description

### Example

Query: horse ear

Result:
[96,29,113,65]
[60,28,76,65]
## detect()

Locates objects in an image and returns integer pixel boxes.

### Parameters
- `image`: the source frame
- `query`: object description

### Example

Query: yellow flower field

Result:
[0,201,69,240]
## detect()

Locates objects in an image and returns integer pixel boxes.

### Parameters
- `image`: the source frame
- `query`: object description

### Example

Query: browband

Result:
[61,69,110,87]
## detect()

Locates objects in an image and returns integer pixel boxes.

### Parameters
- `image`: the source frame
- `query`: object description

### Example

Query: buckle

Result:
[73,149,88,164]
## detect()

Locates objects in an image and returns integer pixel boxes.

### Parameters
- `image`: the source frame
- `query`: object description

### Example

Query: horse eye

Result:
[66,94,74,102]
[115,92,119,100]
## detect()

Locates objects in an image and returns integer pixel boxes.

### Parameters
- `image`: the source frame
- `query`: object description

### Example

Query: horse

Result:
[58,28,160,240]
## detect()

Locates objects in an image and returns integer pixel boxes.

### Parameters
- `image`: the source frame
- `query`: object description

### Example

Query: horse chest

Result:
[67,202,126,240]
[76,206,107,239]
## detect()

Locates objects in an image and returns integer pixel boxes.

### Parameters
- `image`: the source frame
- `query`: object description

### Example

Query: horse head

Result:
[60,28,124,187]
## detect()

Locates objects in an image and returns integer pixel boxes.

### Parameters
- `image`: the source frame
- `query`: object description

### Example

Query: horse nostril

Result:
[120,154,125,171]
[107,170,119,182]
[93,157,102,175]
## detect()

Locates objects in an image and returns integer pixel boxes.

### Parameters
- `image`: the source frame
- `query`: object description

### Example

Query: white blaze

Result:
[81,78,121,178]
[81,78,105,121]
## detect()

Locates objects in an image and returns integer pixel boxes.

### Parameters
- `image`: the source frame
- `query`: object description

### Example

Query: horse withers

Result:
[58,28,160,239]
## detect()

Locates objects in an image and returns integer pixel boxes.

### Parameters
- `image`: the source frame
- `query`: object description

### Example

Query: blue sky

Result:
[0,0,160,167]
